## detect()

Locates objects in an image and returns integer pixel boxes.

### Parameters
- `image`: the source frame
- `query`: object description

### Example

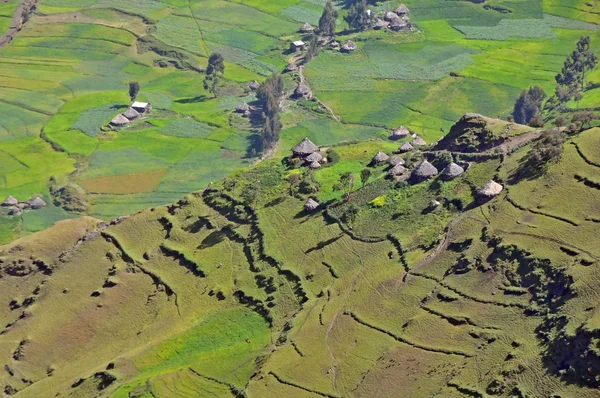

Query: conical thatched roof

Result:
[342,40,357,52]
[374,19,389,29]
[390,126,410,139]
[28,197,46,209]
[295,83,311,98]
[236,103,250,112]
[384,11,398,21]
[441,162,464,180]
[478,180,503,197]
[300,23,314,32]
[399,142,414,153]
[2,195,18,206]
[292,137,319,156]
[388,164,406,176]
[304,198,319,211]
[285,63,298,72]
[388,156,405,167]
[309,160,321,169]
[123,107,140,120]
[305,152,323,163]
[372,151,389,164]
[411,160,438,180]
[249,81,260,90]
[389,17,409,31]
[428,199,441,209]
[411,136,426,146]
[395,4,410,15]
[110,114,130,126]
[8,206,22,216]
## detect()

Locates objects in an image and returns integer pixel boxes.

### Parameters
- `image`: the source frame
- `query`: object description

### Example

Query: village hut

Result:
[123,107,140,120]
[28,197,46,210]
[441,162,464,180]
[110,114,130,126]
[341,40,357,52]
[290,40,305,52]
[309,160,321,169]
[372,151,390,165]
[390,125,410,140]
[304,198,320,212]
[132,101,152,114]
[384,11,398,21]
[285,63,298,72]
[236,103,250,113]
[411,136,426,146]
[305,152,323,163]
[292,137,319,157]
[388,163,406,176]
[428,199,441,210]
[299,23,315,33]
[330,41,340,49]
[1,196,18,207]
[249,81,260,90]
[8,206,22,216]
[374,19,389,30]
[389,17,409,31]
[399,142,414,153]
[395,4,410,15]
[477,181,503,202]
[411,160,438,182]
[388,156,405,167]
[294,83,312,99]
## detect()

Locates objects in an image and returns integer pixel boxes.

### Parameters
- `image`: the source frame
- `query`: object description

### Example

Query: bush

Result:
[327,149,340,165]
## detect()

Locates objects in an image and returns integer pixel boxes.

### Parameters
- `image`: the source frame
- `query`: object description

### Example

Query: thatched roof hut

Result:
[123,107,140,120]
[411,136,426,146]
[390,125,410,140]
[299,23,314,33]
[389,17,409,31]
[309,160,321,169]
[249,81,260,90]
[478,181,503,200]
[305,152,323,163]
[341,40,357,52]
[441,162,464,180]
[388,163,406,176]
[374,19,389,30]
[236,103,250,113]
[411,160,438,182]
[388,155,405,167]
[384,11,398,21]
[110,114,130,126]
[294,83,312,99]
[399,142,414,153]
[285,63,298,72]
[395,4,410,15]
[428,199,441,209]
[1,195,18,207]
[8,206,22,216]
[28,197,46,209]
[292,137,319,156]
[304,198,319,211]
[372,151,389,164]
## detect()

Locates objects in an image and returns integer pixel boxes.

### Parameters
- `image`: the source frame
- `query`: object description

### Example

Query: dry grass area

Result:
[80,169,167,194]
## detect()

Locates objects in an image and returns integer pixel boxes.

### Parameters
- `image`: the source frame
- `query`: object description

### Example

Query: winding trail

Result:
[0,0,38,49]
[298,65,340,122]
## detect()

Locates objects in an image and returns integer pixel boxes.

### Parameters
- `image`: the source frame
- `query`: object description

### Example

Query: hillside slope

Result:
[0,127,599,397]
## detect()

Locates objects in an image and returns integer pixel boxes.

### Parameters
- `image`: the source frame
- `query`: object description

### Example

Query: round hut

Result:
[388,164,406,177]
[441,162,464,180]
[389,17,409,31]
[372,151,390,165]
[28,197,47,209]
[428,199,441,210]
[292,137,319,157]
[110,114,130,127]
[236,103,250,113]
[294,83,312,99]
[477,181,503,202]
[395,4,410,15]
[304,198,320,212]
[8,206,22,216]
[411,136,426,146]
[388,156,405,167]
[399,142,414,153]
[411,160,438,182]
[384,11,398,21]
[123,107,140,120]
[299,23,315,33]
[285,63,298,72]
[249,81,260,90]
[2,195,18,207]
[309,160,321,169]
[341,40,357,52]
[390,126,410,140]
[305,152,323,164]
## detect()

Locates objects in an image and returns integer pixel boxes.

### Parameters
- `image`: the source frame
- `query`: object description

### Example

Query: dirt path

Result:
[497,129,544,154]
[0,0,38,49]
[298,65,340,122]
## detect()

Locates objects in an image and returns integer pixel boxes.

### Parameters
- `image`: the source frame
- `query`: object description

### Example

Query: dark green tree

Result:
[299,171,320,194]
[341,204,360,224]
[571,111,597,130]
[360,169,371,186]
[318,1,338,37]
[287,173,301,196]
[304,35,320,63]
[203,52,225,98]
[556,36,598,103]
[241,181,260,206]
[512,86,546,125]
[128,81,140,102]
[333,172,355,199]
[345,0,371,31]
[256,73,285,152]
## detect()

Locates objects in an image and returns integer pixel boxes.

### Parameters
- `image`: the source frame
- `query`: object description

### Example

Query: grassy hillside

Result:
[0,120,598,397]
[0,0,598,244]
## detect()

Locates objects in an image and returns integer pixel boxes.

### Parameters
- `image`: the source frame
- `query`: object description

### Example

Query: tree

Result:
[299,171,320,194]
[256,73,284,152]
[287,173,301,196]
[240,181,260,206]
[128,81,140,102]
[345,0,371,31]
[333,172,355,199]
[556,36,598,103]
[341,204,360,224]
[222,177,237,192]
[529,114,545,128]
[571,111,597,130]
[360,169,371,186]
[554,116,566,128]
[304,35,320,63]
[318,1,338,37]
[203,52,225,98]
[512,86,546,125]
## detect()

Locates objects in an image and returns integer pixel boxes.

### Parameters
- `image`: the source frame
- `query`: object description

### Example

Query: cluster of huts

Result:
[291,137,328,169]
[110,102,152,127]
[374,4,412,32]
[1,195,46,216]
